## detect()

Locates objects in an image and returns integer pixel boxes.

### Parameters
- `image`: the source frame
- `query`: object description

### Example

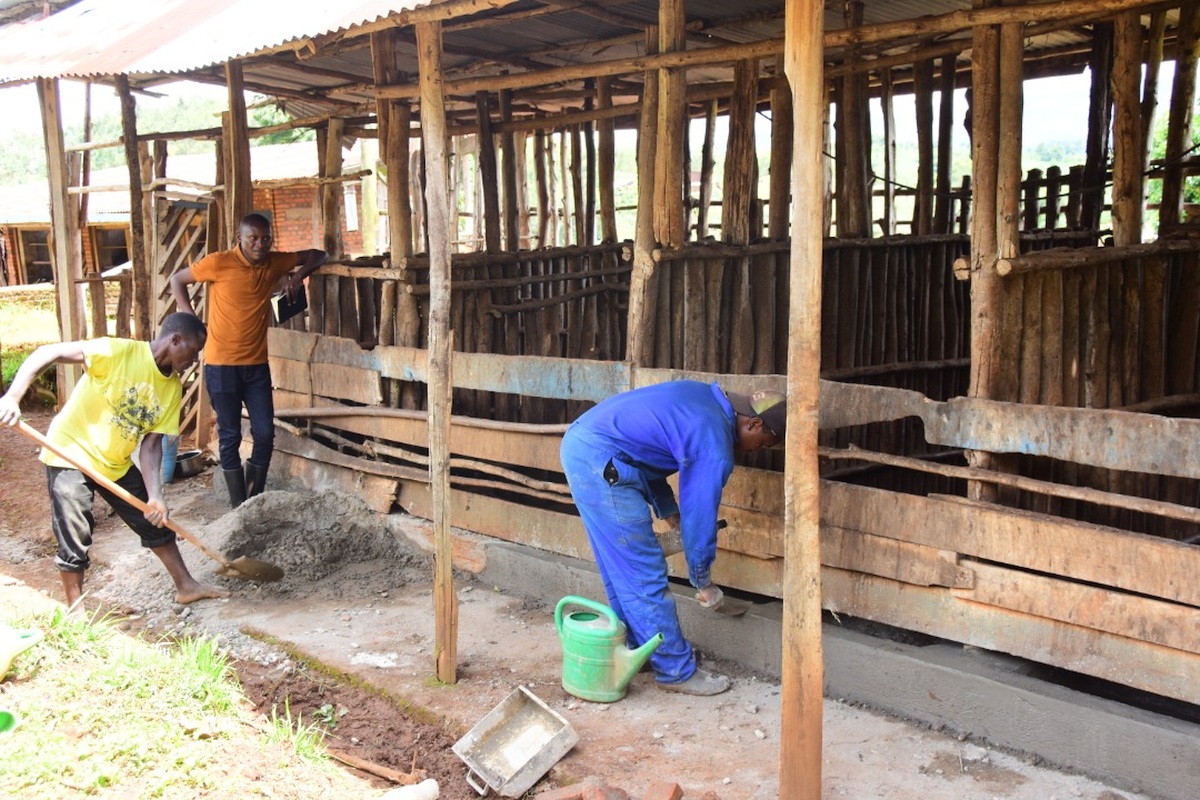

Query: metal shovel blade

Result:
[215,556,284,582]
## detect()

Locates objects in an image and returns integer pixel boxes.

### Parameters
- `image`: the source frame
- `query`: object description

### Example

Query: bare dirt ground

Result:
[0,412,1149,800]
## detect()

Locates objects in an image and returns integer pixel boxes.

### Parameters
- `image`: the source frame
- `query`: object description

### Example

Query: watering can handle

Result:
[554,595,619,636]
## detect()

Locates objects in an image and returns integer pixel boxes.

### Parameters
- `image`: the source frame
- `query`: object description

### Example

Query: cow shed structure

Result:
[3,1,1200,797]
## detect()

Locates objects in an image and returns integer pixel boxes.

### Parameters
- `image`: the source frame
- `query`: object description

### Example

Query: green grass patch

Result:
[0,607,347,799]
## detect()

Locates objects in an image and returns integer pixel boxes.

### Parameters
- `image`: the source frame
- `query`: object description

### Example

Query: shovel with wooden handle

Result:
[16,420,283,583]
[654,518,753,617]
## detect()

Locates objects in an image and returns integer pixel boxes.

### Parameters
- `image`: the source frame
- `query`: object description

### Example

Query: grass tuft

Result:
[0,606,346,799]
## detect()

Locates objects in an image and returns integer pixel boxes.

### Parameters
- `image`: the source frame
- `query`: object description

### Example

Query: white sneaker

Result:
[656,668,731,696]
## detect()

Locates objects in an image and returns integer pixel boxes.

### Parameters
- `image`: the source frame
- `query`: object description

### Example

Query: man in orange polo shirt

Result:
[170,213,327,507]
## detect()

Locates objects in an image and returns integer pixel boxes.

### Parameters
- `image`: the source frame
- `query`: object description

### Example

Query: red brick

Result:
[582,785,628,800]
[535,786,585,800]
[643,782,684,800]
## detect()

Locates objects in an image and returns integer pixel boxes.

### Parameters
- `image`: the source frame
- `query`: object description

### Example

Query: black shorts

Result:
[46,465,175,572]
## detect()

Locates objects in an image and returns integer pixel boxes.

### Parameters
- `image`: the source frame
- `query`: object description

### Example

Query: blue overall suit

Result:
[559,381,735,685]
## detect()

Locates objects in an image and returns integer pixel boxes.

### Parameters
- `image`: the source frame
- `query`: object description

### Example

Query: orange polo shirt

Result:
[190,247,298,366]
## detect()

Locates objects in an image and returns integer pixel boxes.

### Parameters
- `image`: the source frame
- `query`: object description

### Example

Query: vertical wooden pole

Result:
[1082,24,1114,233]
[476,92,502,254]
[837,1,870,237]
[1111,11,1144,246]
[780,0,823,796]
[997,21,1024,401]
[966,1,1001,500]
[655,0,687,248]
[116,75,151,340]
[596,78,618,245]
[724,59,758,373]
[1140,11,1167,179]
[934,55,957,234]
[880,68,896,235]
[968,4,1000,401]
[535,130,550,247]
[499,89,521,252]
[627,26,660,366]
[371,32,396,352]
[1159,3,1200,231]
[38,77,84,401]
[223,60,254,235]
[322,118,346,258]
[416,19,458,684]
[913,58,935,236]
[697,99,718,239]
[768,55,793,241]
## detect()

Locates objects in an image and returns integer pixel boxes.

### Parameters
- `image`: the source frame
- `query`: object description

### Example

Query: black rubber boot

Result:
[244,461,269,499]
[222,467,247,509]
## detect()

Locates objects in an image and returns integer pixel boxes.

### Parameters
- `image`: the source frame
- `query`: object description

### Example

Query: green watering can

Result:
[554,596,662,703]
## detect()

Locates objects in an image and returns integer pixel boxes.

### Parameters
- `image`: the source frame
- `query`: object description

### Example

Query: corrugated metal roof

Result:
[0,0,435,81]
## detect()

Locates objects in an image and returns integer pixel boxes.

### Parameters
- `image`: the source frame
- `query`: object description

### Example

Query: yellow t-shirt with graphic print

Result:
[39,338,182,482]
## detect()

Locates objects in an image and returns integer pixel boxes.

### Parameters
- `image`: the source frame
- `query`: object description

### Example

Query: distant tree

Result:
[250,101,317,145]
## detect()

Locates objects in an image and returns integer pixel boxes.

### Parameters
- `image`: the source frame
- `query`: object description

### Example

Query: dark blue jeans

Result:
[559,425,696,684]
[204,363,274,472]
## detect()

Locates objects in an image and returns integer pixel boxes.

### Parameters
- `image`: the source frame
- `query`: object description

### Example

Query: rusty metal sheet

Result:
[0,0,436,80]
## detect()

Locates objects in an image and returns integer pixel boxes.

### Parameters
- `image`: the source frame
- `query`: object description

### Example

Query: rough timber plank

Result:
[272,430,399,513]
[823,566,1200,705]
[273,389,564,472]
[825,481,1200,608]
[954,559,1200,653]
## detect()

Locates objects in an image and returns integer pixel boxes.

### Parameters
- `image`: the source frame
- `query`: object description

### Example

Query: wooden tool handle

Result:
[16,420,235,570]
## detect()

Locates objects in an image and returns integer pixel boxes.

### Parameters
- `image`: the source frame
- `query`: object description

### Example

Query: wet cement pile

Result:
[215,490,427,601]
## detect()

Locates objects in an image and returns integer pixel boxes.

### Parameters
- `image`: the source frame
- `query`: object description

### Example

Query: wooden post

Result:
[697,99,718,239]
[996,20,1024,401]
[596,77,618,245]
[836,1,871,237]
[223,60,254,237]
[966,1,1002,500]
[38,77,84,400]
[1159,3,1199,231]
[724,58,758,373]
[780,0,823,796]
[1111,10,1144,246]
[913,57,935,236]
[1140,11,1167,179]
[115,75,151,340]
[371,31,396,355]
[880,68,896,235]
[322,118,346,259]
[654,0,687,248]
[476,92,501,254]
[768,54,793,241]
[415,19,458,684]
[535,130,550,247]
[499,88,521,252]
[627,27,660,366]
[1082,23,1113,233]
[934,54,957,234]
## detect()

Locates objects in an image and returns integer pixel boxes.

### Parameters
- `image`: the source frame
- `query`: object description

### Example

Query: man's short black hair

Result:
[240,212,272,230]
[159,312,206,341]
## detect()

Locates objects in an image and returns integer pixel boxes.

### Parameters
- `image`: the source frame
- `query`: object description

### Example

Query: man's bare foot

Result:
[175,582,230,604]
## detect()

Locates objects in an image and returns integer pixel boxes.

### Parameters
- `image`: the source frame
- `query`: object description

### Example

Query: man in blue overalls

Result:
[560,380,786,696]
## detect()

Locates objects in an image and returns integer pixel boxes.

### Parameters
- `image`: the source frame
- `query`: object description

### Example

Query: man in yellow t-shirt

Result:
[0,313,228,609]
[170,213,327,507]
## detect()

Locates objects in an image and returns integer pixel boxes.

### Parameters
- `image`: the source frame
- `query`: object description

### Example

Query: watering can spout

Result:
[616,632,663,686]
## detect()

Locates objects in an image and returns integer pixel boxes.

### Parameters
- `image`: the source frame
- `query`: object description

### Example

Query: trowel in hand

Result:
[655,519,754,617]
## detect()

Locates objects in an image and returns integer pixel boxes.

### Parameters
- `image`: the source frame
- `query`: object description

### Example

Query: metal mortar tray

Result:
[452,685,578,797]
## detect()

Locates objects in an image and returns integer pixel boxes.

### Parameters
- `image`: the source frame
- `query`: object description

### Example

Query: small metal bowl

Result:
[174,450,204,479]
